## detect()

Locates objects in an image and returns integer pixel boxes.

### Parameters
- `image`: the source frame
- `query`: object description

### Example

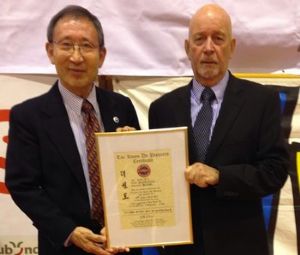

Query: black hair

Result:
[47,5,104,48]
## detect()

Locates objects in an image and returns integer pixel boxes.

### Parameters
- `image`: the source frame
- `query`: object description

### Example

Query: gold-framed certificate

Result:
[95,127,193,248]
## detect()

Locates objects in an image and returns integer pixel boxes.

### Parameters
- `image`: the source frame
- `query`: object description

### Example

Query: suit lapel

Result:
[173,82,200,163]
[175,84,192,127]
[206,75,245,162]
[96,88,118,132]
[41,84,88,193]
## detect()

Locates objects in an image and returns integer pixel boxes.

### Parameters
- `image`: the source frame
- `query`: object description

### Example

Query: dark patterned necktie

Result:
[81,99,104,225]
[193,87,216,162]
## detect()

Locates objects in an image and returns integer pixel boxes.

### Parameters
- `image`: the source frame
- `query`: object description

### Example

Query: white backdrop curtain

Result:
[0,0,299,75]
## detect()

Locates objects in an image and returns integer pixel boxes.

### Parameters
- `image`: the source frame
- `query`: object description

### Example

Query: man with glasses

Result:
[5,5,140,255]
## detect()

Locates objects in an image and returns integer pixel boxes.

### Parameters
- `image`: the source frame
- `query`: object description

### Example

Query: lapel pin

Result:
[113,116,119,123]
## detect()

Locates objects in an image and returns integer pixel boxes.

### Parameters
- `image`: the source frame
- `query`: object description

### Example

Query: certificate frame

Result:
[95,127,193,248]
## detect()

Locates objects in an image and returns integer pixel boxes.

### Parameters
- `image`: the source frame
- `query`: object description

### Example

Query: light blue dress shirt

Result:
[190,71,229,139]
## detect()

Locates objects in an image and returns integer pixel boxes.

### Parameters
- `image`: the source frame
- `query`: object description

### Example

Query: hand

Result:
[100,228,130,254]
[70,227,129,255]
[185,162,219,188]
[116,126,136,132]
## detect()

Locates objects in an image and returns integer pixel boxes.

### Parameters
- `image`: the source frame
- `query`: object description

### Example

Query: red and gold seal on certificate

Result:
[137,164,151,177]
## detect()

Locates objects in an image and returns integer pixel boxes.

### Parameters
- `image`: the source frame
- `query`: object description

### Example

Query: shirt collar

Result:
[192,71,229,104]
[58,81,99,116]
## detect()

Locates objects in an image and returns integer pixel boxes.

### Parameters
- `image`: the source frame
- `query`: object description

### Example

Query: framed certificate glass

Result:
[95,127,193,248]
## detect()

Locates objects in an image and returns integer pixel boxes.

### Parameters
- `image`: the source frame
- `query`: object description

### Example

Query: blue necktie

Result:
[193,87,215,162]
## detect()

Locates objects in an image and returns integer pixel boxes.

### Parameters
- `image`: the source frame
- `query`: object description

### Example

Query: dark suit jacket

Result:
[5,83,141,255]
[148,73,289,255]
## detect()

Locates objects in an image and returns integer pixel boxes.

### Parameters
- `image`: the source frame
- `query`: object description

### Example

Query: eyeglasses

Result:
[52,41,99,54]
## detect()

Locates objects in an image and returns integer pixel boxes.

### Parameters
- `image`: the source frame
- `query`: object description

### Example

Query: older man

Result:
[6,5,140,255]
[149,4,289,255]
